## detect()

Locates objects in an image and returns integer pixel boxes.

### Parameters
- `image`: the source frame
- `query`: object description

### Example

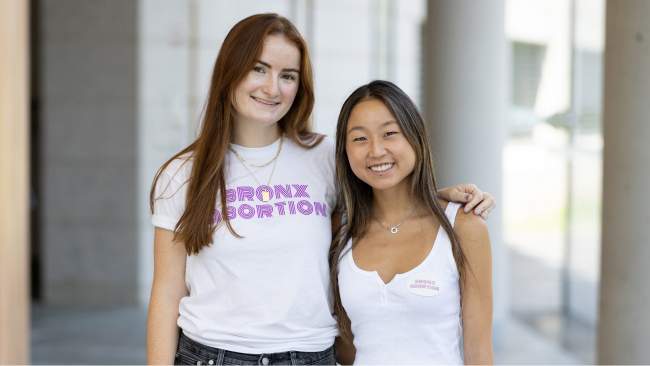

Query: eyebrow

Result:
[257,60,300,74]
[347,120,397,133]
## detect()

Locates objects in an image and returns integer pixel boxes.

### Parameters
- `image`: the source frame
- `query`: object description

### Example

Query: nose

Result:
[261,75,280,98]
[369,138,387,158]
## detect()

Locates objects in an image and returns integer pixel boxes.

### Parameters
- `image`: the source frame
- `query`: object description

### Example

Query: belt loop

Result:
[290,350,297,366]
[216,348,225,365]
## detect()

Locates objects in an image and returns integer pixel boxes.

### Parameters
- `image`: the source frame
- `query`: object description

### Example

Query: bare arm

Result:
[334,307,356,365]
[147,227,189,365]
[455,210,494,365]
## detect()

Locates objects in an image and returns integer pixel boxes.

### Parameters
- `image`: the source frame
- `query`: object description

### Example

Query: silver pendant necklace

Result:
[372,204,419,234]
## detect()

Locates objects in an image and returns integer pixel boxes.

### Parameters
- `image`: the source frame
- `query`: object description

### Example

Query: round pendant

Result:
[390,227,398,234]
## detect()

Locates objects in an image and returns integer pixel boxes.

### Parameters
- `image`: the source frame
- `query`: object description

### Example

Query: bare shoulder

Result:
[454,205,491,253]
[438,198,450,211]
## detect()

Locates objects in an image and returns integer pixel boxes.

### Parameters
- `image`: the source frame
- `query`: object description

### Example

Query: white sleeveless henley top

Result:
[338,202,463,365]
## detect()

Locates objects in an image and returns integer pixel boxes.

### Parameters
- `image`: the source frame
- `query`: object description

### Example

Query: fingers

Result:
[485,203,496,220]
[472,194,497,221]
[437,184,477,204]
[455,188,475,203]
[459,183,478,198]
[463,189,483,214]
[479,202,496,220]
[446,185,498,221]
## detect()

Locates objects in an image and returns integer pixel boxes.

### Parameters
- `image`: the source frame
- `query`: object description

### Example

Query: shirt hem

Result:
[182,330,338,354]
[151,214,178,232]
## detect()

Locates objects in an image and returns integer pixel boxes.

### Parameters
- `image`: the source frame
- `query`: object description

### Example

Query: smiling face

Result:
[345,98,417,192]
[233,34,301,131]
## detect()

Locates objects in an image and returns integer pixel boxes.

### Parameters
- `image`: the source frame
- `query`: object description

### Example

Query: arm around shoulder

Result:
[147,227,189,365]
[454,210,494,365]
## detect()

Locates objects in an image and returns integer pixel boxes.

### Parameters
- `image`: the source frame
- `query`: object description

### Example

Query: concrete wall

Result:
[137,0,193,306]
[40,0,139,305]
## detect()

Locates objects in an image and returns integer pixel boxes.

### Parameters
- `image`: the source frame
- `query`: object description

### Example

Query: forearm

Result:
[463,343,494,365]
[147,292,183,365]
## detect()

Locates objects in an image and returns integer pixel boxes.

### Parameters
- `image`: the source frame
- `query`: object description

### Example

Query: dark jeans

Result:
[175,332,337,366]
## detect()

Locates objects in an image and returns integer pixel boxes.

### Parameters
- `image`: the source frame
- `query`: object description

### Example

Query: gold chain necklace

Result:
[228,135,284,168]
[228,136,284,202]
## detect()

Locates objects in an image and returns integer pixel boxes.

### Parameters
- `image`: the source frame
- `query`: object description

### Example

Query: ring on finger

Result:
[470,188,480,194]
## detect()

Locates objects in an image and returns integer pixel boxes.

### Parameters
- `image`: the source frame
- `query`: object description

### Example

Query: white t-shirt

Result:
[151,135,339,353]
[338,202,463,365]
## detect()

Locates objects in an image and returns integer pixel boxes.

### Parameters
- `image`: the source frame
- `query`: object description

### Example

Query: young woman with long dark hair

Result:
[330,81,493,365]
[147,14,495,365]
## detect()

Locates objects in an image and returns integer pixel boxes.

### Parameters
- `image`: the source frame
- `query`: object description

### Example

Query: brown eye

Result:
[281,74,296,81]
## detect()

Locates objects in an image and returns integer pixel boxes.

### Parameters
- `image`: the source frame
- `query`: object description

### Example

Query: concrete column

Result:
[0,0,30,362]
[40,0,139,305]
[598,1,650,363]
[423,0,508,340]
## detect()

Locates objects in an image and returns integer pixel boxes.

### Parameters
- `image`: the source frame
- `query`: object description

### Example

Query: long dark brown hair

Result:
[329,80,470,340]
[150,13,323,255]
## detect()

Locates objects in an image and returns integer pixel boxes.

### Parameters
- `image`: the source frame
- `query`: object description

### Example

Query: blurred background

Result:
[1,0,649,364]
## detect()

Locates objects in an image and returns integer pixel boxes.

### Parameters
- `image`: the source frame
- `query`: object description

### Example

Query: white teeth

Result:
[370,163,394,172]
[253,97,277,105]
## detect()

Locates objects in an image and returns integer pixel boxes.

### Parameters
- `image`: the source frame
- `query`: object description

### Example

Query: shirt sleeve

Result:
[151,169,188,232]
[323,137,338,210]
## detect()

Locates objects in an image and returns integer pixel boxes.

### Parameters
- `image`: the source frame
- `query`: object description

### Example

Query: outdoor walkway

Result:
[31,305,585,365]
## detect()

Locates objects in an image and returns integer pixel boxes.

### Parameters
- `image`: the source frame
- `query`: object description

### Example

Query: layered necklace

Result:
[228,135,284,202]
[372,203,419,234]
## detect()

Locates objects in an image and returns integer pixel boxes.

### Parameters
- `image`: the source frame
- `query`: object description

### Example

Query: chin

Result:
[363,178,398,191]
[251,114,282,126]
[371,184,398,191]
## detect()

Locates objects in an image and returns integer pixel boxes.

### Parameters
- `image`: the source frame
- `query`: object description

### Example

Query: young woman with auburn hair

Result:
[147,14,496,365]
[330,81,493,365]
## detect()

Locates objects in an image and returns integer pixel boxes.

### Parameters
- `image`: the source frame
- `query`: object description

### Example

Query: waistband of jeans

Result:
[178,332,335,363]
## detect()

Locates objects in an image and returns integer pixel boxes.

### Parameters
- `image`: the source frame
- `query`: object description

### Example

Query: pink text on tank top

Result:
[411,279,440,291]
[212,183,327,222]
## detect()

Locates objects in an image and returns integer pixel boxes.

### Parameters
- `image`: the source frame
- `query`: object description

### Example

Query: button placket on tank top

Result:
[376,275,389,305]
[375,272,401,306]
[369,228,443,306]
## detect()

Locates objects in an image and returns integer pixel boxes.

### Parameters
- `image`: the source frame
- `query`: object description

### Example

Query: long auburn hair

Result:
[329,80,470,340]
[150,13,323,255]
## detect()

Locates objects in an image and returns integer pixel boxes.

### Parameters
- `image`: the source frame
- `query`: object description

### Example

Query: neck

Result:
[371,178,418,222]
[232,118,281,147]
